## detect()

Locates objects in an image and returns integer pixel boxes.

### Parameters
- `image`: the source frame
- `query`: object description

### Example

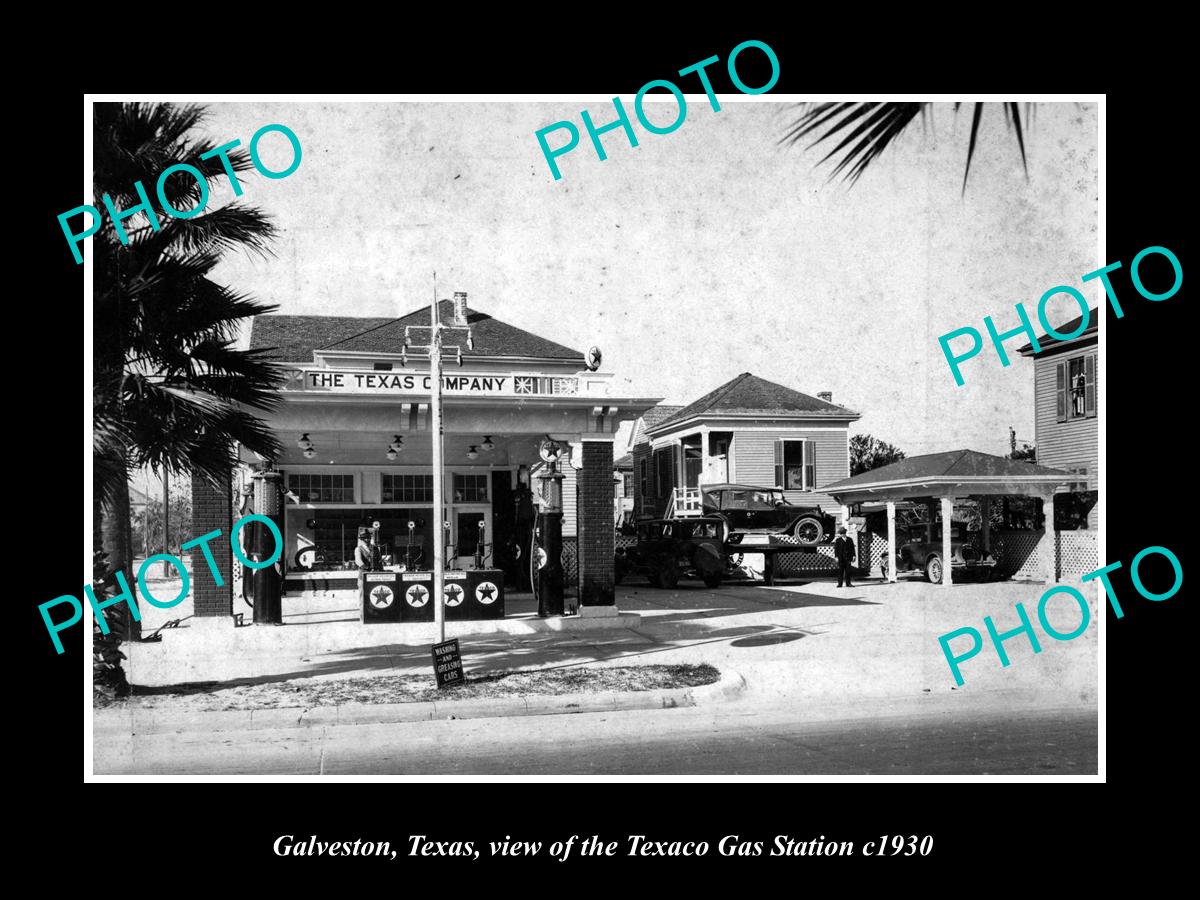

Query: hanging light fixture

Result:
[466,445,479,460]
[303,447,316,459]
[481,435,495,452]
[389,434,404,452]
[297,432,313,451]
[386,448,397,461]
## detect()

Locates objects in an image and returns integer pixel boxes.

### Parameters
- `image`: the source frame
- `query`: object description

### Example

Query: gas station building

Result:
[189,295,658,623]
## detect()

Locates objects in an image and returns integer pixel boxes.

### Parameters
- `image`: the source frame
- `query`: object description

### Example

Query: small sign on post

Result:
[431,638,464,688]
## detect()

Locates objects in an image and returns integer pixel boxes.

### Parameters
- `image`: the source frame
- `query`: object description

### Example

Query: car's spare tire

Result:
[793,516,824,547]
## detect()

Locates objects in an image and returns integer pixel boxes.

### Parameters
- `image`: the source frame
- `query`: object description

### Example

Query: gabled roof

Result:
[648,373,858,434]
[614,453,633,469]
[1017,308,1098,356]
[631,405,683,446]
[823,449,1073,492]
[250,301,585,363]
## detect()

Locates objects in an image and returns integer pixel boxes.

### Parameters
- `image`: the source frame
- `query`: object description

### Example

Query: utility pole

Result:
[403,278,473,644]
[430,292,446,642]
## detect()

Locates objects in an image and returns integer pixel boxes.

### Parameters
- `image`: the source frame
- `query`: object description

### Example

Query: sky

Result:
[197,99,1098,458]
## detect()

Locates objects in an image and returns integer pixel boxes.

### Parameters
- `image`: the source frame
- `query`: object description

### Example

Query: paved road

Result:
[95,702,1097,776]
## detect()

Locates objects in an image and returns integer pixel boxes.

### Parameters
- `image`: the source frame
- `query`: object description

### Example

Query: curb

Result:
[95,669,747,735]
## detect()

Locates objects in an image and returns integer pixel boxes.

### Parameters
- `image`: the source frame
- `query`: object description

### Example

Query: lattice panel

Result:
[1058,531,1098,577]
[993,531,1045,579]
[615,536,637,551]
[561,536,579,584]
[775,544,839,573]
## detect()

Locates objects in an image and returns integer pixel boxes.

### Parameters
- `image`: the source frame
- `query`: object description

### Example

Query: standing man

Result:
[354,527,372,593]
[834,526,856,588]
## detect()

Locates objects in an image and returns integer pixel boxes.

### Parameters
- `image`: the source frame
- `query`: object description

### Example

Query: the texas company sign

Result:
[287,369,581,397]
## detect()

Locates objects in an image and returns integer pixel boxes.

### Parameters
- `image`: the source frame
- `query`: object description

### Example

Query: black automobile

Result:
[886,522,997,584]
[615,517,729,589]
[700,483,836,548]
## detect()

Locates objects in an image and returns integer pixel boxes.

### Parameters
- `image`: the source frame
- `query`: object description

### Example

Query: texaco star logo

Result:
[475,581,498,604]
[369,585,394,609]
[405,584,429,607]
[443,583,465,606]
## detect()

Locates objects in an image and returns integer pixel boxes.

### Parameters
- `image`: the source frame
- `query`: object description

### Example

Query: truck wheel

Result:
[793,517,824,547]
[925,556,943,585]
[702,572,722,589]
[658,562,679,589]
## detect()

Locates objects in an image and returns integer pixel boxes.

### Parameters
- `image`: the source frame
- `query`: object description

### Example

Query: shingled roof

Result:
[648,373,858,433]
[1017,307,1098,356]
[823,449,1073,492]
[249,301,585,363]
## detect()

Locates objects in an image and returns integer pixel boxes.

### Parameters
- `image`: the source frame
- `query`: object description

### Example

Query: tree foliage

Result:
[93,102,285,509]
[850,433,907,476]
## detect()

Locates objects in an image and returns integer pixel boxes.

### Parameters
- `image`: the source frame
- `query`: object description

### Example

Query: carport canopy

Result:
[822,449,1079,586]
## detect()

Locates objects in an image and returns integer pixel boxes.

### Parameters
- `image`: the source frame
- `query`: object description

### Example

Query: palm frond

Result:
[783,100,1037,190]
[93,101,284,487]
[781,102,924,185]
[961,102,984,194]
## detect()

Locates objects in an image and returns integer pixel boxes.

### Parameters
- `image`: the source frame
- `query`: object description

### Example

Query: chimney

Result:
[452,291,468,326]
[818,391,833,403]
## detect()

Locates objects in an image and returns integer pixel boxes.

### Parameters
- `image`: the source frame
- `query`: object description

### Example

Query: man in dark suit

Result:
[834,526,856,588]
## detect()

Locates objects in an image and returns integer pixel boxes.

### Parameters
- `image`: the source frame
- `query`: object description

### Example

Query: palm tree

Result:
[781,102,1031,192]
[93,102,284,639]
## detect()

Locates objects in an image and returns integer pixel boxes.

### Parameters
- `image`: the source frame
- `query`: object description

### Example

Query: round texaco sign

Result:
[369,585,395,609]
[443,583,466,607]
[475,581,499,604]
[405,584,430,607]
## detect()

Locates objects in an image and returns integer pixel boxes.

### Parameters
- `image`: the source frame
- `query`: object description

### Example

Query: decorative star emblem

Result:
[406,584,428,607]
[369,586,394,609]
[444,584,464,606]
[515,376,534,394]
[475,581,498,604]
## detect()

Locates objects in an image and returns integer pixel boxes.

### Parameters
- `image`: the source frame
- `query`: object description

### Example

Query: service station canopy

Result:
[239,362,661,469]
[822,449,1082,506]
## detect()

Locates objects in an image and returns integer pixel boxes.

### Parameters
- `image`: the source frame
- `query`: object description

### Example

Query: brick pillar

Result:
[577,440,615,609]
[191,470,234,618]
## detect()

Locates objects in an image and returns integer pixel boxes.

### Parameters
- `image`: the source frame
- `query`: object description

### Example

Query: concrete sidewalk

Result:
[112,572,1097,715]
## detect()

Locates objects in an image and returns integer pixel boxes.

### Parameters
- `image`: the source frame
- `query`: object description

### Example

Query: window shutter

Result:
[1085,353,1096,417]
[804,439,816,490]
[1055,361,1067,422]
[774,440,784,489]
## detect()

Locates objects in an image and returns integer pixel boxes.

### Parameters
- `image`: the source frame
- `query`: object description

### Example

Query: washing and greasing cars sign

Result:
[432,639,464,688]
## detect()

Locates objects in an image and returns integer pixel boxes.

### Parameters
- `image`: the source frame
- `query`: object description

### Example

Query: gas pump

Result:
[535,443,565,617]
[402,519,424,571]
[246,468,283,625]
[473,519,490,569]
[369,520,383,571]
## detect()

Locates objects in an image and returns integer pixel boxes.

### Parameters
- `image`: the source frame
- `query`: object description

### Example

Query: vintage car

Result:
[615,516,730,589]
[700,483,836,548]
[887,522,997,584]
